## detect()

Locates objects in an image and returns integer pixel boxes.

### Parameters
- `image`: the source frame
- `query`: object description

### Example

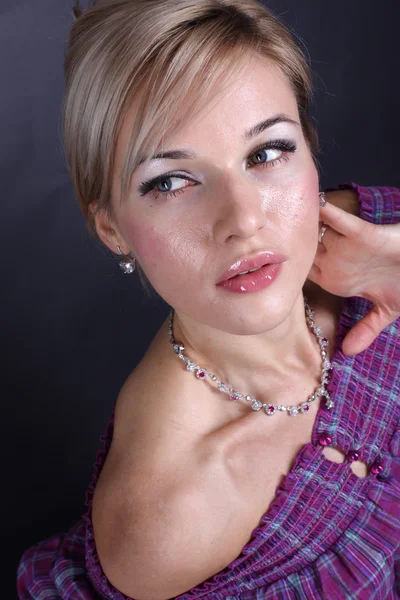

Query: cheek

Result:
[273,169,320,274]
[291,167,319,219]
[121,217,167,268]
[296,172,320,263]
[289,188,318,230]
[119,214,195,281]
[269,168,319,238]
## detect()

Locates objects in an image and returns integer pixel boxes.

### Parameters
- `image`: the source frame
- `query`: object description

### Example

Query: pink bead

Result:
[319,433,332,446]
[371,460,384,475]
[268,406,275,413]
[347,450,360,462]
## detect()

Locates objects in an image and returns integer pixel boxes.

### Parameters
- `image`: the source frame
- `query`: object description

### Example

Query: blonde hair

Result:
[64,0,318,295]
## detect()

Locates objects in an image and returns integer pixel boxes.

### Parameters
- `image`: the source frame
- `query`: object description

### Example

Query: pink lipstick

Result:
[216,251,285,293]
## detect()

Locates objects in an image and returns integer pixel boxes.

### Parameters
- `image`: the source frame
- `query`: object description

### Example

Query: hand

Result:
[308,198,400,356]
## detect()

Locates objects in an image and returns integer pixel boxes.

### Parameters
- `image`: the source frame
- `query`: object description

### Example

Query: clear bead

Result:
[251,400,262,411]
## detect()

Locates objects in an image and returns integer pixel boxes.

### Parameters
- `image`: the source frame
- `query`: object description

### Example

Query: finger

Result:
[307,263,322,285]
[341,305,393,356]
[320,202,363,239]
[317,222,340,252]
[318,224,328,244]
[312,242,327,269]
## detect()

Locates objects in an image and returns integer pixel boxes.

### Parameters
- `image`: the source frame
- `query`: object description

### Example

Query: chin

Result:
[202,269,306,335]
[194,289,301,336]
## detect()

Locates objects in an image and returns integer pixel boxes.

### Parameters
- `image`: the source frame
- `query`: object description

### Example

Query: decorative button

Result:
[347,450,360,462]
[318,433,332,446]
[371,459,384,475]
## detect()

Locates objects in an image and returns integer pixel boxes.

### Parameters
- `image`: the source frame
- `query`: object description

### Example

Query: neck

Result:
[171,293,323,406]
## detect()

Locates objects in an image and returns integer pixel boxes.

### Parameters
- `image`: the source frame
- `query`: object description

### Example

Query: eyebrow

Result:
[137,114,299,167]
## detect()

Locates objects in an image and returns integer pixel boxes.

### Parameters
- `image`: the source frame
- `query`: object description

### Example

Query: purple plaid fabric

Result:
[17,182,400,599]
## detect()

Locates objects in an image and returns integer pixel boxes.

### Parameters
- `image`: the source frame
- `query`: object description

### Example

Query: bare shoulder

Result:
[93,463,239,599]
[92,420,240,598]
[91,320,243,599]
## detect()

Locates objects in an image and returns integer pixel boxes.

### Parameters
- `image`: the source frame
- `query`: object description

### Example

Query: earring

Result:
[117,245,136,274]
[319,191,327,207]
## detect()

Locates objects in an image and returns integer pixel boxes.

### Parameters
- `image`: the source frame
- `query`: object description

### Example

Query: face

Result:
[103,54,320,335]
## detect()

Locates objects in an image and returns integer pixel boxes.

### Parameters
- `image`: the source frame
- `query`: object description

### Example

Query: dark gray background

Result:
[2,1,399,597]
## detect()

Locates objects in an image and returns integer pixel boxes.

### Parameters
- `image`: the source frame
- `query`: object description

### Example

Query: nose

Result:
[212,174,267,244]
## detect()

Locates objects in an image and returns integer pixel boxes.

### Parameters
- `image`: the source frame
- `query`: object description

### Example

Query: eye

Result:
[154,176,187,194]
[247,139,296,169]
[138,172,198,200]
[248,147,282,166]
[138,138,296,200]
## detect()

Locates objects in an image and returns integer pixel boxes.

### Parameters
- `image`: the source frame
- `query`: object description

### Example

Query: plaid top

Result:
[18,182,400,599]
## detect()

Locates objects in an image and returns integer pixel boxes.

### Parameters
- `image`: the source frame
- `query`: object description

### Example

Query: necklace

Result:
[168,297,334,417]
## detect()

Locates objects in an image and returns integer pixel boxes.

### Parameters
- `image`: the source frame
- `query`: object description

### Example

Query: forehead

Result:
[168,55,298,144]
[114,53,299,185]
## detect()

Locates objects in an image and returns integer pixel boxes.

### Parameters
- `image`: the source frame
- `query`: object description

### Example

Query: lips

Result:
[229,265,263,278]
[216,251,286,285]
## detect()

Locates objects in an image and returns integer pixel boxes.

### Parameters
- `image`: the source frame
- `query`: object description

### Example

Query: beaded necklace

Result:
[168,297,334,417]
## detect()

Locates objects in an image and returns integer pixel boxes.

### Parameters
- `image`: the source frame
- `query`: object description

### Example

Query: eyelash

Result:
[138,139,297,200]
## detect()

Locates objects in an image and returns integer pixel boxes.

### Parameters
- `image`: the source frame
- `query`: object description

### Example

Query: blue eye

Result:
[154,175,190,195]
[138,138,297,200]
[138,173,197,199]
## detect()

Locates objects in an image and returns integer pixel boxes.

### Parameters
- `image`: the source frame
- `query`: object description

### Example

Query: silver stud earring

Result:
[117,245,136,274]
[319,191,327,207]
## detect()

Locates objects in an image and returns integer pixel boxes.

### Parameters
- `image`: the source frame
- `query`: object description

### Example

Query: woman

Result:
[17,0,400,598]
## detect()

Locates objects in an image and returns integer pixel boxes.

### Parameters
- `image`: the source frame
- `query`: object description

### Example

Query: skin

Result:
[311,199,400,355]
[93,53,330,402]
[90,54,399,599]
[89,51,400,598]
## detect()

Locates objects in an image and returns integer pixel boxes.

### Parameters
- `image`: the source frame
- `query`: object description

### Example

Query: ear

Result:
[89,201,130,255]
